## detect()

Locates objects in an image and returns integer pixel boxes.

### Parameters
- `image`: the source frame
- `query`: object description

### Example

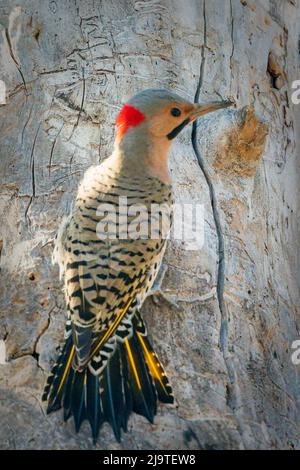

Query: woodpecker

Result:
[42,89,232,443]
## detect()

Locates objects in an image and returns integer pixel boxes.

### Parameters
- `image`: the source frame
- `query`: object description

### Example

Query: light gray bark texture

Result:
[0,0,300,450]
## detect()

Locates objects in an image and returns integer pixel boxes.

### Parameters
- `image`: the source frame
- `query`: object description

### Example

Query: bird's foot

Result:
[148,264,180,310]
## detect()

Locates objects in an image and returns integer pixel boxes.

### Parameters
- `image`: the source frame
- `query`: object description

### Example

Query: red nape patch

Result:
[115,104,145,140]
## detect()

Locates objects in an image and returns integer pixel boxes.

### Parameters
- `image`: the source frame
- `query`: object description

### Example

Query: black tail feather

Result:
[43,314,173,442]
[43,337,74,413]
[101,348,124,442]
[125,334,157,423]
[137,333,174,404]
[133,312,174,404]
[86,369,103,443]
[120,346,133,432]
[71,370,86,432]
[63,366,75,422]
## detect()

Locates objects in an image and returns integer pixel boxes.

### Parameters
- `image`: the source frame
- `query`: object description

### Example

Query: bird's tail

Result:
[42,313,173,443]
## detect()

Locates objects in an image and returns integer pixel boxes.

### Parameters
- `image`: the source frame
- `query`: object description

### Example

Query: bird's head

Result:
[114,88,233,182]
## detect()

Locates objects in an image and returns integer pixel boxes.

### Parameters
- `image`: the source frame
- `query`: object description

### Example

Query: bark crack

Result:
[229,0,234,93]
[8,306,53,372]
[67,69,86,141]
[229,0,234,66]
[192,0,227,352]
[24,122,42,222]
[191,0,246,448]
[48,123,64,175]
[4,27,27,95]
[21,104,34,147]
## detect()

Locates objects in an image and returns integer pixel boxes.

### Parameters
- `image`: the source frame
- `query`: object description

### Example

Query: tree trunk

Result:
[0,0,300,450]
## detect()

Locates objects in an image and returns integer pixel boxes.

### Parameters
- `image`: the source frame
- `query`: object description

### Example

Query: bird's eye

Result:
[170,107,182,117]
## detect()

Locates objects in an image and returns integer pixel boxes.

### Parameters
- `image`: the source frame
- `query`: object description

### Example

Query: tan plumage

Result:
[43,88,232,442]
[55,164,172,371]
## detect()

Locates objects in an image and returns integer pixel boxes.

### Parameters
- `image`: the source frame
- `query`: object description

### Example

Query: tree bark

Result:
[0,0,300,450]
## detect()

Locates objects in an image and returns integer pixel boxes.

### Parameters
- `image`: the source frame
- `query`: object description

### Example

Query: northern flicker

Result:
[42,89,232,443]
